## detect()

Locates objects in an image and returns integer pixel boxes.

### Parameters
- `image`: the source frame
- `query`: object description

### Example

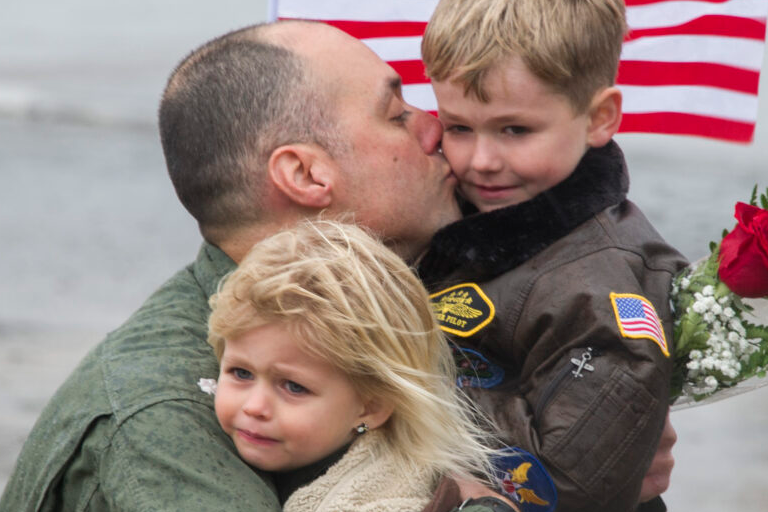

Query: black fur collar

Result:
[417,140,629,286]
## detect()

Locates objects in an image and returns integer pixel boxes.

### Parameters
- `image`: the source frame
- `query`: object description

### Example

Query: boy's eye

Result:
[232,367,253,380]
[504,125,529,135]
[283,380,309,395]
[444,124,471,134]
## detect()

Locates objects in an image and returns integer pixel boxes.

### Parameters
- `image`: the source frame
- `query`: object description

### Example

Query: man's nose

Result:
[470,135,503,173]
[409,108,443,155]
[242,385,272,419]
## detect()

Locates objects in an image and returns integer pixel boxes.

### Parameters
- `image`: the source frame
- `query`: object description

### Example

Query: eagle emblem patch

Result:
[493,447,557,512]
[429,283,495,337]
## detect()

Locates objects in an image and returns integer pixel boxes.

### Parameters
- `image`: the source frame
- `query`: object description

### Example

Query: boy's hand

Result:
[639,409,676,503]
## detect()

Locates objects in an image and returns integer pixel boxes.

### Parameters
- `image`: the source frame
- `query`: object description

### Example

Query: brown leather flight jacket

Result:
[419,141,688,512]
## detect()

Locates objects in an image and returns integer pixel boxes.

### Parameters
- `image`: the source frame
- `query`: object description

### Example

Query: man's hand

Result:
[639,409,676,503]
[454,477,520,512]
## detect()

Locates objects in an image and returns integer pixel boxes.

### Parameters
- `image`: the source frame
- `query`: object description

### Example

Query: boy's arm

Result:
[464,258,674,512]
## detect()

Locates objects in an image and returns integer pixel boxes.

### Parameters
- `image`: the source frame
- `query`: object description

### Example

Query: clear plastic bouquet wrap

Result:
[670,186,768,408]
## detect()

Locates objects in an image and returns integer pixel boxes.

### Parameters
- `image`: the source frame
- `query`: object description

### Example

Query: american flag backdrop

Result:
[272,0,768,143]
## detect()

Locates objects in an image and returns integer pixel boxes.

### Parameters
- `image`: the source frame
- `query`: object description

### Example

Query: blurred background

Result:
[1,1,767,509]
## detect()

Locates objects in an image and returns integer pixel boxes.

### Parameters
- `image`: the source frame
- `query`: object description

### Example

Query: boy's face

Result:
[432,56,593,212]
[215,322,366,472]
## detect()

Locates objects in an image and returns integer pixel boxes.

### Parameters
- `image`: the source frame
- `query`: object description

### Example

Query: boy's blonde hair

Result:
[422,0,626,112]
[208,220,497,482]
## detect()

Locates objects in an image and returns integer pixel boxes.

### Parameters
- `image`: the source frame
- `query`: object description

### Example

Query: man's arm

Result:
[99,400,280,511]
[639,410,676,504]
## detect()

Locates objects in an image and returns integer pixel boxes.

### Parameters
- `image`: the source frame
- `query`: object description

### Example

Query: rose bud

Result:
[718,202,768,298]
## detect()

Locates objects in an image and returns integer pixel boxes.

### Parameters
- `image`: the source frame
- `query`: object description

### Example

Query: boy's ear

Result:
[586,86,622,148]
[267,144,335,209]
[358,397,394,431]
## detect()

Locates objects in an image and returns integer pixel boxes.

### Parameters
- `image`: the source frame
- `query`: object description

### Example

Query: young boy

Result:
[418,1,688,511]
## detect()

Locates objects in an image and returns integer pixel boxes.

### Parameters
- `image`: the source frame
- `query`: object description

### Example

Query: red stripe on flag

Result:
[308,20,428,39]
[390,60,429,84]
[625,15,767,42]
[618,61,760,94]
[619,112,756,142]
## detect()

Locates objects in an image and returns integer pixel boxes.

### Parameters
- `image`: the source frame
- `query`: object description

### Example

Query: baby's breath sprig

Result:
[670,186,768,405]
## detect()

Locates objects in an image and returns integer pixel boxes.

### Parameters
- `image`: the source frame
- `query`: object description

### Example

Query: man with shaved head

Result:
[0,21,470,512]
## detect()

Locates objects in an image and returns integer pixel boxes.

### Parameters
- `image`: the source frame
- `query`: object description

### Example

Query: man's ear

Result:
[586,86,622,148]
[267,144,335,209]
[358,397,394,431]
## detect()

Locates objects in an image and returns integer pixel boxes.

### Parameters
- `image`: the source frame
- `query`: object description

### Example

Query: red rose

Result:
[718,202,768,298]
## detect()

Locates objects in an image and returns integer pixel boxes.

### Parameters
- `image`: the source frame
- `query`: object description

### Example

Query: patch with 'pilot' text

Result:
[429,283,495,337]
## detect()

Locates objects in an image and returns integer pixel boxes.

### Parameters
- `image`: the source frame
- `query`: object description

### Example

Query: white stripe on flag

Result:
[277,0,438,21]
[403,84,438,112]
[361,36,423,62]
[622,35,766,71]
[620,84,759,122]
[626,0,768,30]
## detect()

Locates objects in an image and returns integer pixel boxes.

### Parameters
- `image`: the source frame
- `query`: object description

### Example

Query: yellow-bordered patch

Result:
[610,292,669,357]
[429,283,495,337]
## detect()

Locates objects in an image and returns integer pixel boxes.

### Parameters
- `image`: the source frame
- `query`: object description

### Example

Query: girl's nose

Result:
[242,385,272,420]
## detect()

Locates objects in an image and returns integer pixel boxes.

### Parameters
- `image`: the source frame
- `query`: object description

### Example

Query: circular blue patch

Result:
[451,345,505,389]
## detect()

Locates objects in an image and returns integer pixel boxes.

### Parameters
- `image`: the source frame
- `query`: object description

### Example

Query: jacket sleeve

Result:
[100,400,281,511]
[464,251,675,512]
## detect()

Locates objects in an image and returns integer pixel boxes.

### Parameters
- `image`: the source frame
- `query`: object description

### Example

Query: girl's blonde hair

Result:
[208,220,497,482]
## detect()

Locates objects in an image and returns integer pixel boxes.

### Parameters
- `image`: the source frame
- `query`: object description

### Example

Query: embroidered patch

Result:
[493,447,557,512]
[429,283,495,337]
[451,345,505,388]
[610,292,670,357]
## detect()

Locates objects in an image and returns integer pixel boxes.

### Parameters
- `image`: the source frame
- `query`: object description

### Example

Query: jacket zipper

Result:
[533,347,598,424]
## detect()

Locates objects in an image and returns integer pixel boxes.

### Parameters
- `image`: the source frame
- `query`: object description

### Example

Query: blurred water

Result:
[2,1,768,509]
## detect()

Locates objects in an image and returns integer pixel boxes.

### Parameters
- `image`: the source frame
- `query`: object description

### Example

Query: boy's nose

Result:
[470,136,503,173]
[409,107,443,155]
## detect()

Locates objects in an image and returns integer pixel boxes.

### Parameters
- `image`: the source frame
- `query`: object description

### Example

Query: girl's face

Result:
[214,323,371,472]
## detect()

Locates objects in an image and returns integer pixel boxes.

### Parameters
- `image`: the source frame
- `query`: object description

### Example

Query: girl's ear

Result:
[267,144,336,209]
[586,86,622,148]
[358,398,395,431]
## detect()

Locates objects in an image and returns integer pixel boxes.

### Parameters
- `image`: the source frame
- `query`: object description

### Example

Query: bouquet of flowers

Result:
[670,186,768,407]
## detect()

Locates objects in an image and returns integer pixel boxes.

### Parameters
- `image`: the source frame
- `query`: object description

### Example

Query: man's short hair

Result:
[159,23,343,243]
[421,0,626,112]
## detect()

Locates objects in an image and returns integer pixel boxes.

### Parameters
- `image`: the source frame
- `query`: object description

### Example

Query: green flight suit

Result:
[0,243,280,512]
[1,242,515,512]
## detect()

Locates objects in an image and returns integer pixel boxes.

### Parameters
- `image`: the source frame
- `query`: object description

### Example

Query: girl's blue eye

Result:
[232,367,253,380]
[285,381,308,394]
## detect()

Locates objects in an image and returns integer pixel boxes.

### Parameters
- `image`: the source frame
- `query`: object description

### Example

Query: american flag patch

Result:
[610,293,669,357]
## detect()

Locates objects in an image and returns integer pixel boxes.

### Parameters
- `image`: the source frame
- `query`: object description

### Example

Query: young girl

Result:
[206,220,517,512]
